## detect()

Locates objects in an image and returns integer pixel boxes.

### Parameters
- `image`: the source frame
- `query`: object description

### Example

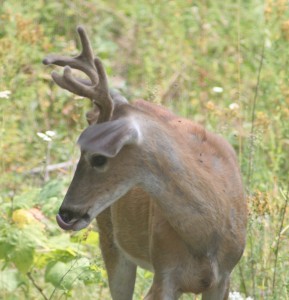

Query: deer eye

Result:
[90,155,108,168]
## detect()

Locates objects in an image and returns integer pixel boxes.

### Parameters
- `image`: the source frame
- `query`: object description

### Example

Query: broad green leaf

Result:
[70,229,99,246]
[11,247,34,273]
[45,261,68,288]
[0,241,14,260]
[45,261,77,291]
[0,269,22,292]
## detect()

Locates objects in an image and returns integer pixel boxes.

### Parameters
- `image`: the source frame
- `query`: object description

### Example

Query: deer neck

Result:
[138,121,223,253]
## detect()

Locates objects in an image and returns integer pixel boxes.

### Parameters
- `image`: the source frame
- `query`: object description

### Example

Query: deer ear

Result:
[77,118,142,157]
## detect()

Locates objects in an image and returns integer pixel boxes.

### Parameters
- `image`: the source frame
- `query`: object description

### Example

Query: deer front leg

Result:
[97,208,137,300]
[107,252,137,300]
[144,273,181,300]
[202,277,230,300]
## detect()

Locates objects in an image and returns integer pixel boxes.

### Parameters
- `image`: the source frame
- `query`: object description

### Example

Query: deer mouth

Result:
[56,213,91,231]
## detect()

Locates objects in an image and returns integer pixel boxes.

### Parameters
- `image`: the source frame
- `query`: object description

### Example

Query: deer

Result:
[43,26,247,300]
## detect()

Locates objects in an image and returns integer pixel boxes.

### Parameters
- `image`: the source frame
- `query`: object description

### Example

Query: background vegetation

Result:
[0,0,288,299]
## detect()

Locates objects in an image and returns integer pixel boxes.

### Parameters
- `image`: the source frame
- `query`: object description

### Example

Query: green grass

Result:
[1,0,289,299]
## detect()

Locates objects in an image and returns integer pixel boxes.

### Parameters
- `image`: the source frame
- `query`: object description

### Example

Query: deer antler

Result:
[43,26,113,123]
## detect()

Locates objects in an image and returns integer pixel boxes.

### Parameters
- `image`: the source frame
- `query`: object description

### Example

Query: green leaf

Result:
[45,261,75,290]
[45,261,67,288]
[37,179,66,216]
[12,188,40,210]
[38,179,65,201]
[0,240,14,260]
[4,227,40,273]
[70,229,99,246]
[11,246,34,273]
[0,269,22,292]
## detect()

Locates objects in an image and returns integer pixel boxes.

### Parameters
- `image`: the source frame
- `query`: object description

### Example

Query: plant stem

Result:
[237,0,243,163]
[27,272,49,300]
[49,242,82,300]
[272,182,289,293]
[247,40,265,189]
[44,141,52,182]
[246,38,265,298]
[238,264,247,295]
[49,258,79,300]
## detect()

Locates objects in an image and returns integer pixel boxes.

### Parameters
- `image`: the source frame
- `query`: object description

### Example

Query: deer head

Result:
[43,26,144,230]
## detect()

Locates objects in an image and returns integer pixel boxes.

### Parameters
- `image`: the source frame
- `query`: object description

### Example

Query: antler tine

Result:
[51,66,96,99]
[43,26,114,123]
[43,26,97,84]
[77,26,94,63]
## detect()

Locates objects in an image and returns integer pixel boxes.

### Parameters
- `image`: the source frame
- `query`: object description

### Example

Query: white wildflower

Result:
[229,291,254,300]
[0,90,11,99]
[265,38,271,49]
[45,130,56,137]
[37,132,52,142]
[229,103,239,110]
[229,292,244,300]
[212,86,223,93]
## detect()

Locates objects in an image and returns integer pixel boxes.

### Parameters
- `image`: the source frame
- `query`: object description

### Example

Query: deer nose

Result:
[58,209,75,224]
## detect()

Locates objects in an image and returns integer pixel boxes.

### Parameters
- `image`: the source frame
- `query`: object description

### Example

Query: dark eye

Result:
[90,155,108,168]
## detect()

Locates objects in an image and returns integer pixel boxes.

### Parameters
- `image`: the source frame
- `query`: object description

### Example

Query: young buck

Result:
[43,26,247,300]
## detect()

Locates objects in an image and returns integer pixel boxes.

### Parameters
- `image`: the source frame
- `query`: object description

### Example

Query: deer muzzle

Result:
[56,209,91,231]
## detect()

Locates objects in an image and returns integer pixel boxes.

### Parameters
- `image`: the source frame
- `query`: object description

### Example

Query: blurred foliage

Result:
[0,0,289,299]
